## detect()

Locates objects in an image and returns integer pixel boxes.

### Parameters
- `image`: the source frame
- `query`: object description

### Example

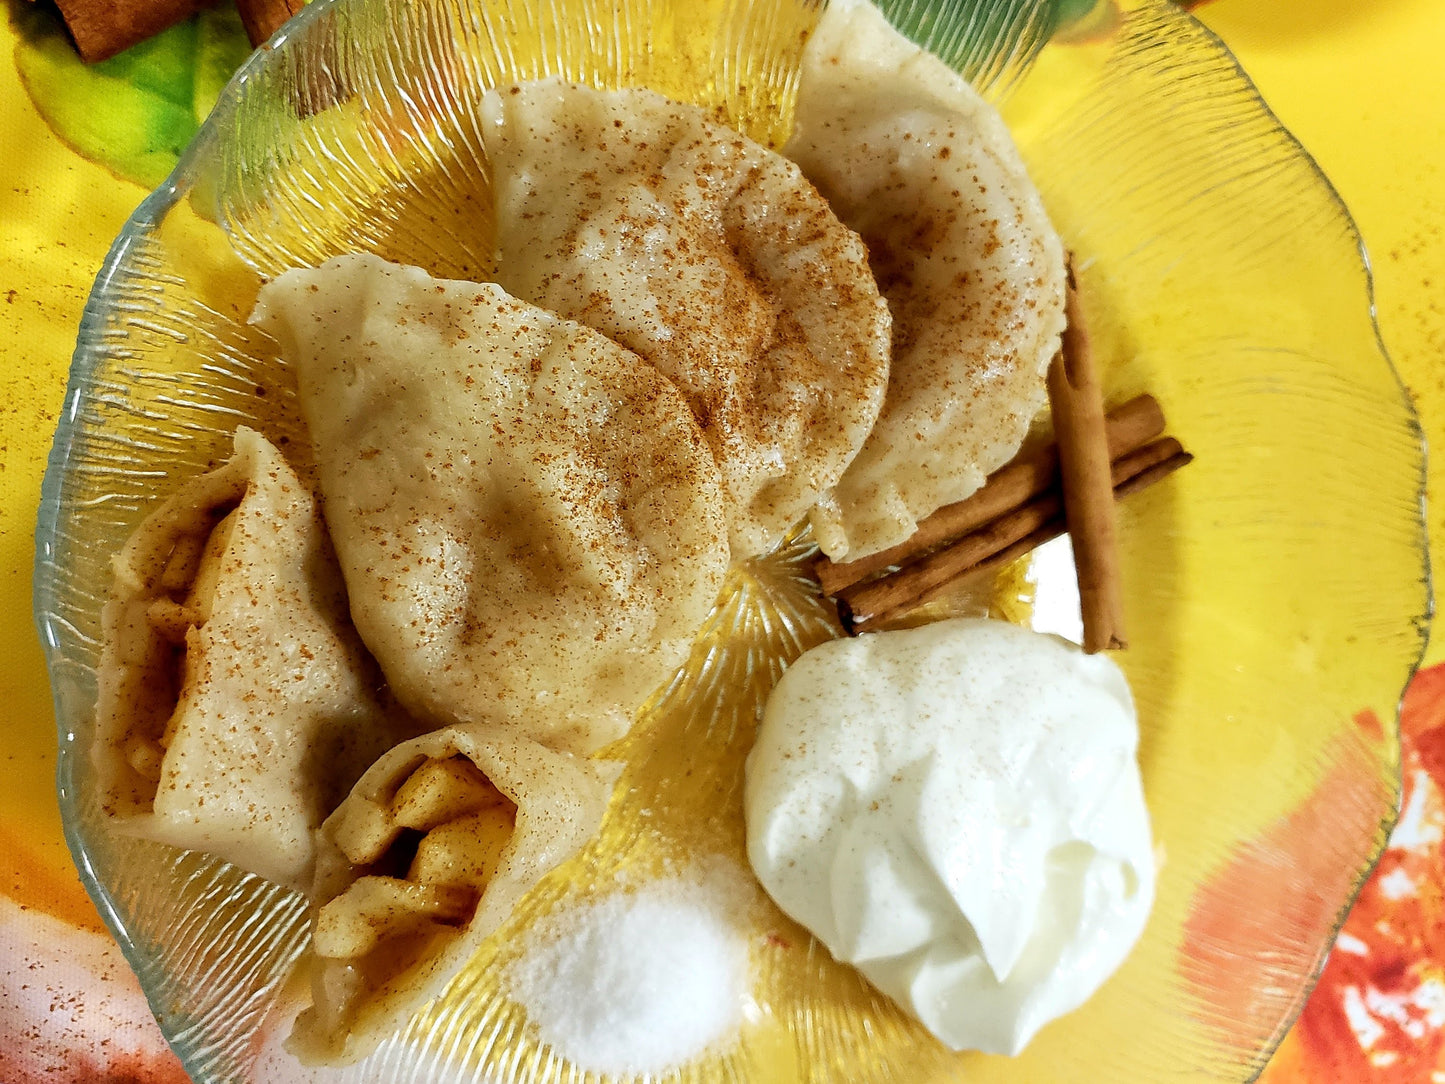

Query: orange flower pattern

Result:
[1261,664,1445,1083]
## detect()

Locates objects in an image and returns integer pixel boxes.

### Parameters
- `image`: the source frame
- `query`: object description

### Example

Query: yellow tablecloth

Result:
[0,0,1440,1079]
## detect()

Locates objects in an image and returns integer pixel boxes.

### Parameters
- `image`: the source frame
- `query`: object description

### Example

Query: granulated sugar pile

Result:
[506,872,751,1076]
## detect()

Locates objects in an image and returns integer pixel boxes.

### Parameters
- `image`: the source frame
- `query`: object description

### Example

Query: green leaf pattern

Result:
[11,4,254,190]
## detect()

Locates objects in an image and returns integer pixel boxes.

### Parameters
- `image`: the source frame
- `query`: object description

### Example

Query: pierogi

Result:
[788,0,1068,561]
[251,254,730,755]
[92,427,420,892]
[83,0,1089,1064]
[292,723,618,1064]
[482,80,892,558]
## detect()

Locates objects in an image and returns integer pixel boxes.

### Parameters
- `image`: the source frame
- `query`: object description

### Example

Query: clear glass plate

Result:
[34,0,1429,1080]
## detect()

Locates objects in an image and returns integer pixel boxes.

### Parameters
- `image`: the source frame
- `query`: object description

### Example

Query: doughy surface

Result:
[251,254,730,755]
[92,427,417,892]
[788,0,1067,560]
[483,80,891,558]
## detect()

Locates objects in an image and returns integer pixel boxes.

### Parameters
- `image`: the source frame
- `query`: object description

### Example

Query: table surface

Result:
[1,0,1441,1079]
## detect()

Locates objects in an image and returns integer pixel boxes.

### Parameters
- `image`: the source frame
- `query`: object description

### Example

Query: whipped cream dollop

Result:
[744,618,1154,1054]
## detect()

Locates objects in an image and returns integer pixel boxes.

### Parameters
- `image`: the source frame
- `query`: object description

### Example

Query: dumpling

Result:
[787,0,1068,561]
[290,723,618,1065]
[92,427,420,893]
[250,254,730,755]
[482,80,892,558]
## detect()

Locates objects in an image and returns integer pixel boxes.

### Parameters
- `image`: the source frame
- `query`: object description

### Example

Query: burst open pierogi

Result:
[482,80,892,558]
[291,723,618,1065]
[92,427,420,892]
[251,254,730,755]
[788,0,1068,561]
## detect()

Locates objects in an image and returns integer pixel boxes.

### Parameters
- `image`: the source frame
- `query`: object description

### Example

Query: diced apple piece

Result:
[391,756,508,832]
[407,805,515,889]
[313,875,478,959]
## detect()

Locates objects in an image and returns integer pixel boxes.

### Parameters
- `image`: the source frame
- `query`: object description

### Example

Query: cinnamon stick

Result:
[1113,443,1193,501]
[839,523,1058,635]
[815,393,1164,596]
[1047,260,1124,653]
[839,439,1190,634]
[238,0,306,46]
[54,0,207,63]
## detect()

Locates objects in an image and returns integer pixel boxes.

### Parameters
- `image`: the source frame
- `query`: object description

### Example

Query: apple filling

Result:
[313,756,518,961]
[123,495,243,788]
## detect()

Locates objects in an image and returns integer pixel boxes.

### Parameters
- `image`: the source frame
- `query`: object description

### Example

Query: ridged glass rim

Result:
[31,0,1431,1077]
[31,0,351,1013]
[1175,12,1428,1077]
